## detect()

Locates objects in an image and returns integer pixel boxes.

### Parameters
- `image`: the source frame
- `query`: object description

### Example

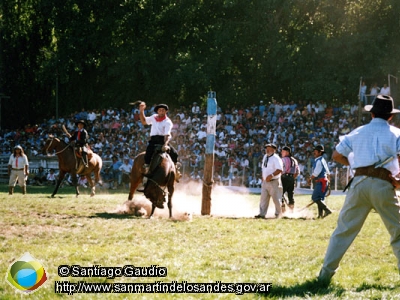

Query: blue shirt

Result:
[336,118,400,175]
[312,156,330,179]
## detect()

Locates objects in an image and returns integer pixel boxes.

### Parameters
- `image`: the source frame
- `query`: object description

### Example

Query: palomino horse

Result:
[128,148,176,218]
[42,136,103,197]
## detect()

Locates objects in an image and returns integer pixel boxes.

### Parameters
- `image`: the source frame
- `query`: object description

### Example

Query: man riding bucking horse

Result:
[139,102,181,182]
[68,120,89,168]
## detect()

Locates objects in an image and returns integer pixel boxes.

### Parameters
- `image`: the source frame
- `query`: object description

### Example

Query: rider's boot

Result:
[82,152,89,168]
[143,164,150,175]
[137,164,150,193]
[175,162,182,183]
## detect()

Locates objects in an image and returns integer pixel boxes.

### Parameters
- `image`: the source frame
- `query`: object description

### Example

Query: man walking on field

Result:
[318,95,400,285]
[255,143,283,219]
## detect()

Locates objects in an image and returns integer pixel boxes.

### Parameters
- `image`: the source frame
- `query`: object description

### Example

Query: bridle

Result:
[45,137,70,155]
[144,164,174,199]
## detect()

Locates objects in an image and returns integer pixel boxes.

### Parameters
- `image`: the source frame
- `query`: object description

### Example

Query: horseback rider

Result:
[69,120,89,168]
[139,102,181,181]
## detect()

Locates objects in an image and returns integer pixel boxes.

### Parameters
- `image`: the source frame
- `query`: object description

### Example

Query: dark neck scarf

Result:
[264,154,274,167]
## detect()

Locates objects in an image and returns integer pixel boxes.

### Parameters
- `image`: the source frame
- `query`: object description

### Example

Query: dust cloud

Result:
[113,182,315,220]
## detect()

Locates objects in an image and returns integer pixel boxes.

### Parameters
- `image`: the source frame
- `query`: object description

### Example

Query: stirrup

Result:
[175,170,182,183]
[143,164,150,175]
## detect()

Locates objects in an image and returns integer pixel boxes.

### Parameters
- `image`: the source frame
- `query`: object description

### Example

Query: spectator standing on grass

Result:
[318,95,400,286]
[255,143,283,219]
[119,157,132,188]
[8,145,29,195]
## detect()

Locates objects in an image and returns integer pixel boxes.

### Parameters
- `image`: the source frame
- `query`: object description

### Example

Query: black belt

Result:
[150,135,165,143]
[12,168,24,170]
[282,174,294,177]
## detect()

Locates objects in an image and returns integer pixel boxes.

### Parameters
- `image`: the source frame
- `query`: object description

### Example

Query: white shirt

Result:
[145,114,173,136]
[380,86,391,96]
[8,154,29,169]
[261,153,283,181]
[192,106,200,114]
[47,172,57,180]
[88,112,97,121]
[196,130,207,140]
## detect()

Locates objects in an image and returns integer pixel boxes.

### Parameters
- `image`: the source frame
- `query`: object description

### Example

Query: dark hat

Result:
[75,120,86,126]
[313,144,325,152]
[364,95,400,114]
[154,104,169,113]
[265,143,277,149]
[282,146,291,154]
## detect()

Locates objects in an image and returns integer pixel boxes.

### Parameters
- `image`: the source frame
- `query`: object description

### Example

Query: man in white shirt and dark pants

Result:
[255,143,283,219]
[139,102,181,181]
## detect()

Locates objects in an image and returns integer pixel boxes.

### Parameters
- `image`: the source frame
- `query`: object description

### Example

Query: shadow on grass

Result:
[355,282,398,292]
[257,279,345,298]
[91,212,138,220]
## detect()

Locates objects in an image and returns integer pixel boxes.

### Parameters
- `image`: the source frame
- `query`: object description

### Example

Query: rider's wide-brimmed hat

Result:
[154,104,169,113]
[75,120,86,127]
[364,95,400,114]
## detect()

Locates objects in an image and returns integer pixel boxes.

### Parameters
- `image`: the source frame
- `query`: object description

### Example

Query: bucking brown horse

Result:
[128,148,176,218]
[42,136,103,197]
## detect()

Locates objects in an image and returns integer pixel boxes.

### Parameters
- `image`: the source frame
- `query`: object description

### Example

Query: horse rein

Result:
[145,162,174,199]
[45,137,70,155]
[146,177,169,198]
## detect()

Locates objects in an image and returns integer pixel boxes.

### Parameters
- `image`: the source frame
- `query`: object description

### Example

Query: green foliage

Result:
[1,0,400,126]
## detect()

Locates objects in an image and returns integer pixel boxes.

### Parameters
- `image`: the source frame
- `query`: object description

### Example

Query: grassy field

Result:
[1,183,400,299]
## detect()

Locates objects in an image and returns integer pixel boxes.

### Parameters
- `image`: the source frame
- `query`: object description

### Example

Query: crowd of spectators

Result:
[0,98,376,189]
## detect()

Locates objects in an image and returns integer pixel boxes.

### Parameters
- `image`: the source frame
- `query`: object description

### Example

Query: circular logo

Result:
[6,252,47,293]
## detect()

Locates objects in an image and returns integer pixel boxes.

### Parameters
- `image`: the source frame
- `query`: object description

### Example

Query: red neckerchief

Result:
[155,115,167,122]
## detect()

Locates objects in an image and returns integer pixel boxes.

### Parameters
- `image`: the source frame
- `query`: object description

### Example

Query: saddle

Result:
[75,147,93,174]
[75,148,93,160]
[149,147,169,173]
[138,146,172,193]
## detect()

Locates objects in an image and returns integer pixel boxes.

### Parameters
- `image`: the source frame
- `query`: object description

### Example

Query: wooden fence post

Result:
[201,91,217,215]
